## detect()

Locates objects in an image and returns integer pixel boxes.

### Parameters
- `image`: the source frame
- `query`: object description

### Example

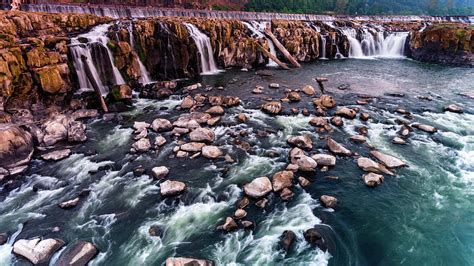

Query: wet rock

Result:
[244,176,272,198]
[298,176,311,187]
[360,113,370,121]
[59,197,80,209]
[43,117,69,146]
[320,195,338,208]
[262,102,282,115]
[338,84,350,90]
[151,118,173,132]
[111,84,132,100]
[311,154,336,167]
[221,217,238,232]
[395,108,410,115]
[272,171,294,192]
[357,157,394,175]
[327,138,351,156]
[0,233,7,245]
[184,83,202,91]
[207,117,220,126]
[180,142,205,152]
[160,180,186,197]
[224,154,235,163]
[286,164,299,172]
[336,107,357,119]
[155,136,167,147]
[134,128,148,140]
[149,225,164,237]
[237,113,248,123]
[269,83,280,89]
[362,173,384,187]
[152,166,169,179]
[234,209,247,219]
[133,121,150,131]
[223,96,241,107]
[309,117,329,127]
[280,188,294,201]
[13,238,64,265]
[189,128,215,143]
[176,151,189,158]
[370,150,407,168]
[330,116,344,127]
[54,240,98,266]
[131,138,151,153]
[398,126,411,137]
[180,96,195,109]
[280,230,296,251]
[241,220,254,229]
[206,106,225,115]
[444,104,463,114]
[255,198,269,209]
[304,228,325,250]
[165,257,213,266]
[290,149,318,172]
[313,95,336,108]
[287,135,313,150]
[288,91,301,102]
[202,146,223,159]
[68,121,87,142]
[302,85,316,96]
[41,149,71,161]
[237,197,250,209]
[392,137,407,145]
[357,126,369,136]
[133,166,146,177]
[350,135,366,143]
[413,124,437,133]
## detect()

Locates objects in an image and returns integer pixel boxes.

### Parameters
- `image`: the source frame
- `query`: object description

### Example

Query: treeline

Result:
[244,0,474,15]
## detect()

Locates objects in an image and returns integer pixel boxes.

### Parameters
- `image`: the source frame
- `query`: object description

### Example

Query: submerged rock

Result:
[280,230,296,251]
[255,198,269,209]
[165,257,213,266]
[55,241,98,266]
[357,157,394,175]
[280,188,294,201]
[362,173,385,187]
[272,171,294,192]
[0,233,7,245]
[370,150,407,168]
[327,138,351,156]
[392,137,407,145]
[160,180,186,197]
[244,176,272,198]
[41,149,71,161]
[320,195,338,208]
[13,238,64,265]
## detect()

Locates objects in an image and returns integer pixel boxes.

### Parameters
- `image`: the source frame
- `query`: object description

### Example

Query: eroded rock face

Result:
[244,176,272,198]
[0,124,33,172]
[13,238,65,265]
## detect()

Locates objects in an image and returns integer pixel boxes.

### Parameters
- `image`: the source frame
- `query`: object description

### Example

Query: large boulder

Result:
[160,180,186,197]
[357,157,394,175]
[272,171,294,192]
[189,128,215,143]
[13,238,64,265]
[291,153,318,172]
[165,257,213,266]
[370,150,407,168]
[287,135,313,150]
[151,166,169,179]
[0,124,34,172]
[43,116,69,146]
[54,241,98,266]
[244,176,272,198]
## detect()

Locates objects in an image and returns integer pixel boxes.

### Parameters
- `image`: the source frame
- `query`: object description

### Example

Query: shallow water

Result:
[0,59,473,265]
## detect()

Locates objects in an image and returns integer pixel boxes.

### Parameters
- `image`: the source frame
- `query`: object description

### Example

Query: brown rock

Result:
[272,171,294,192]
[262,101,282,115]
[362,172,384,187]
[370,150,407,168]
[160,180,186,197]
[244,176,272,198]
[327,138,351,156]
[320,195,337,208]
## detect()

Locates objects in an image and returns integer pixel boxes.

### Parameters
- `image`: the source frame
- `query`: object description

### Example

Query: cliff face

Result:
[0,10,110,114]
[409,24,474,66]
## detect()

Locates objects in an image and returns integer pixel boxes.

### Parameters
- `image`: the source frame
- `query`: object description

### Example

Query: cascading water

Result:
[321,35,328,59]
[127,22,153,84]
[342,28,365,58]
[184,23,221,75]
[70,23,125,96]
[242,21,278,67]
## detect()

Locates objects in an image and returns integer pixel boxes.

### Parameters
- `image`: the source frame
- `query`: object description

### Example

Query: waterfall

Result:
[70,23,125,96]
[184,23,220,75]
[243,21,278,67]
[342,28,365,58]
[379,32,409,58]
[321,35,327,59]
[128,22,153,84]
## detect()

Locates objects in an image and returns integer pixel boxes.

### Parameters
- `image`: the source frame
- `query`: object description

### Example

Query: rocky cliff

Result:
[409,24,474,66]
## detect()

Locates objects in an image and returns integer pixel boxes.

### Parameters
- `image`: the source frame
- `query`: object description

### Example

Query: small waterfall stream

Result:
[243,21,278,67]
[128,22,153,84]
[184,23,220,75]
[70,23,125,96]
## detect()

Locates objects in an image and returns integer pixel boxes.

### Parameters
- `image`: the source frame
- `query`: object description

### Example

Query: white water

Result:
[128,22,153,84]
[70,23,126,96]
[251,21,279,67]
[184,23,221,75]
[0,224,23,266]
[321,35,327,59]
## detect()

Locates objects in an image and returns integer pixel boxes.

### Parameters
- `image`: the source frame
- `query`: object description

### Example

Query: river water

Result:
[0,58,473,265]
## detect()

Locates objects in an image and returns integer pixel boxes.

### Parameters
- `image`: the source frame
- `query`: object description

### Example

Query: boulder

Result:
[309,117,328,127]
[360,113,370,121]
[221,217,238,232]
[234,209,247,219]
[311,154,336,167]
[272,171,294,192]
[362,173,384,187]
[327,138,351,156]
[350,135,366,143]
[131,138,151,153]
[336,107,357,119]
[151,118,173,132]
[0,124,33,171]
[41,149,71,161]
[302,85,315,96]
[288,91,301,102]
[287,135,313,150]
[155,136,167,147]
[237,197,250,209]
[55,241,98,266]
[280,230,296,251]
[412,124,437,133]
[202,146,223,159]
[370,150,407,168]
[320,195,337,208]
[280,188,294,201]
[133,121,150,131]
[207,117,220,126]
[68,121,87,142]
[13,238,64,265]
[262,102,282,115]
[269,83,280,88]
[165,257,213,266]
[357,157,394,175]
[244,176,272,198]
[298,176,311,187]
[304,228,325,250]
[313,95,336,108]
[206,106,225,115]
[160,180,186,197]
[237,113,248,123]
[444,104,463,113]
[180,96,195,109]
[291,152,318,172]
[111,84,132,100]
[152,166,169,179]
[43,117,69,146]
[180,142,205,152]
[392,137,406,145]
[330,116,344,127]
[189,128,215,143]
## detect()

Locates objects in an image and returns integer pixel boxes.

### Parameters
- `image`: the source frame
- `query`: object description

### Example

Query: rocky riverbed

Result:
[0,9,473,266]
